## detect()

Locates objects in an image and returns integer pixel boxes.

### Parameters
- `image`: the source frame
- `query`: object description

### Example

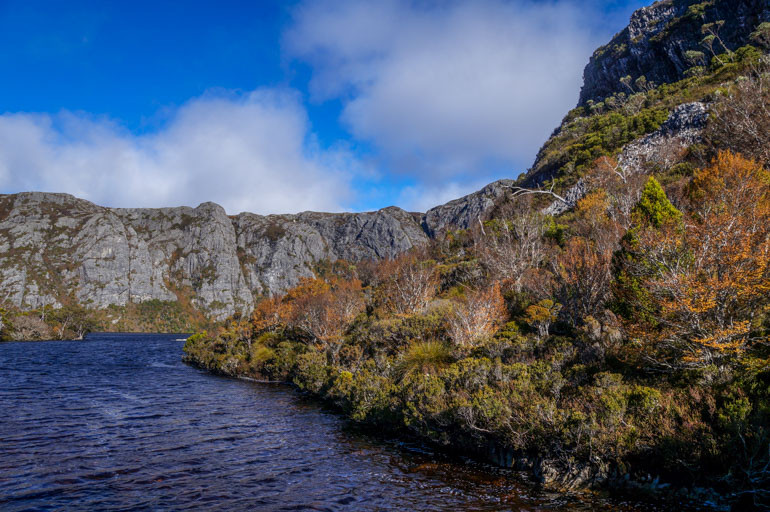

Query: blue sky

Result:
[0,0,648,214]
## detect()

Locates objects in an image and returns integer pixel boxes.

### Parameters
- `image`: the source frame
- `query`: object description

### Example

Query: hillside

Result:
[182,0,770,508]
[526,0,770,187]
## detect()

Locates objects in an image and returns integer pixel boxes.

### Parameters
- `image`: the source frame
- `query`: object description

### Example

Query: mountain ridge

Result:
[0,182,516,322]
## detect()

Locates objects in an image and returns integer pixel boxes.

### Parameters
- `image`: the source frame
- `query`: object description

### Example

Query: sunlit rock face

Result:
[232,206,428,297]
[421,180,516,238]
[0,192,430,319]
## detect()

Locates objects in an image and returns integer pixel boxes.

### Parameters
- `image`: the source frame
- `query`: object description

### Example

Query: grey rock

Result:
[233,207,428,296]
[579,0,769,105]
[541,102,708,215]
[422,179,515,237]
[542,179,587,216]
[619,101,707,175]
[0,100,710,324]
[0,192,429,319]
[657,101,709,135]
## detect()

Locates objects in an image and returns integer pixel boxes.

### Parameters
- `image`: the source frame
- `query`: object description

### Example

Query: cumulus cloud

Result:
[285,0,614,182]
[0,89,355,214]
[0,1,640,214]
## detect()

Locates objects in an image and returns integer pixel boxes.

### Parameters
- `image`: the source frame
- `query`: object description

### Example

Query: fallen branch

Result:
[505,180,568,204]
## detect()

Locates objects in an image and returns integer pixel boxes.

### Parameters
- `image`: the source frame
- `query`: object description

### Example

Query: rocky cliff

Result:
[0,193,430,320]
[523,0,770,188]
[579,0,769,105]
[422,180,516,237]
[232,207,428,299]
[0,166,562,323]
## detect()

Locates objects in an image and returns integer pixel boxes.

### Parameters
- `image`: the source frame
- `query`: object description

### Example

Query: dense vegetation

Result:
[184,49,770,508]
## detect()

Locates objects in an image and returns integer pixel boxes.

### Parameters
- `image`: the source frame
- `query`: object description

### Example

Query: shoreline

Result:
[1,331,191,343]
[182,356,729,511]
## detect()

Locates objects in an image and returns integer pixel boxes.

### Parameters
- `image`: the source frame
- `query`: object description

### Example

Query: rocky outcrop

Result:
[522,0,750,202]
[579,0,769,105]
[542,179,588,216]
[233,207,428,296]
[0,193,428,319]
[422,180,515,237]
[541,102,708,214]
[618,101,708,174]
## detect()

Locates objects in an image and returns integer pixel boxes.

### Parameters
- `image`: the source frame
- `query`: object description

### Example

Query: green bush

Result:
[293,351,329,394]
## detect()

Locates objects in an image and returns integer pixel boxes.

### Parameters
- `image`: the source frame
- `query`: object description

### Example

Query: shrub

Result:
[615,152,770,371]
[524,299,561,338]
[293,351,329,394]
[395,341,452,381]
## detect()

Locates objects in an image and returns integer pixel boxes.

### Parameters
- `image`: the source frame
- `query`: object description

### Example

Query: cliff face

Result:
[422,180,515,238]
[0,193,429,320]
[232,207,428,298]
[523,0,770,188]
[579,0,769,105]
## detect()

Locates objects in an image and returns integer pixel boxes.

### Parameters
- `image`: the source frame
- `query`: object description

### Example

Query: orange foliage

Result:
[624,151,770,367]
[554,237,613,325]
[285,277,364,345]
[524,299,561,338]
[574,190,625,253]
[251,276,364,358]
[251,296,284,332]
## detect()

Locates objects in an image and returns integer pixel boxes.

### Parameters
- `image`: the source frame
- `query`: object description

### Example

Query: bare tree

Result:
[506,179,568,205]
[706,58,770,165]
[475,207,548,293]
[379,251,438,316]
[586,157,647,230]
[447,282,507,348]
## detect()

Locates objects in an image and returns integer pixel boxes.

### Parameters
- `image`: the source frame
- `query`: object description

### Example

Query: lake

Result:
[0,333,654,511]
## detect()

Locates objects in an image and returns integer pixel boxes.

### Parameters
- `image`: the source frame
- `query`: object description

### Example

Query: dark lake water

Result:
[0,333,656,511]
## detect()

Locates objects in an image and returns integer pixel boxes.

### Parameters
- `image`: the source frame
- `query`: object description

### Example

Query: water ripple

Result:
[1,333,649,511]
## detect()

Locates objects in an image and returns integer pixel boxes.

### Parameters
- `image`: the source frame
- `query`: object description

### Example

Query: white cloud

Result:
[285,0,607,180]
[0,89,355,214]
[0,1,640,215]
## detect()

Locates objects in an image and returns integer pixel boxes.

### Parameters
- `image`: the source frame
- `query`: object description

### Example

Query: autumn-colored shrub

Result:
[553,237,612,326]
[524,299,561,338]
[615,152,770,370]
